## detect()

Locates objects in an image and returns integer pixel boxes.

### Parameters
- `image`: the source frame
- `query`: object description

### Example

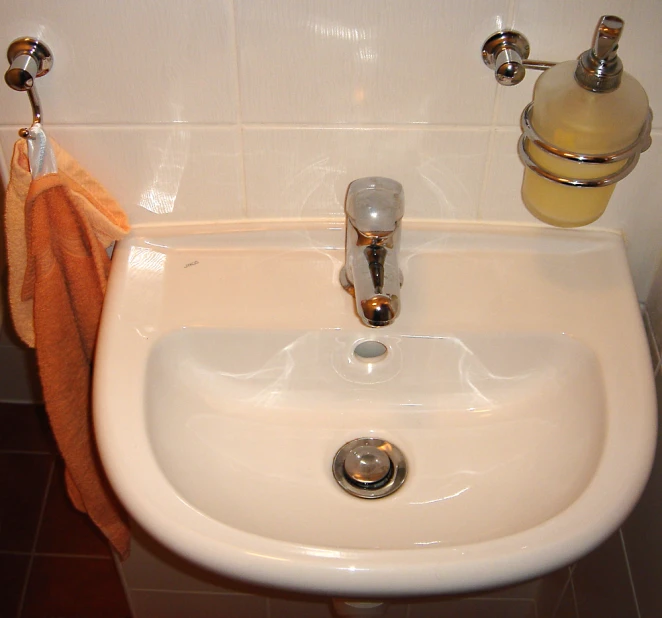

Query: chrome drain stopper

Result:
[332,438,407,499]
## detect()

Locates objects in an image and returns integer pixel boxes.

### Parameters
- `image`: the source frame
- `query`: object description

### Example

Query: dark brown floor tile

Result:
[0,402,54,453]
[0,345,43,403]
[572,530,638,618]
[0,453,52,552]
[22,556,131,618]
[0,552,30,618]
[36,460,111,557]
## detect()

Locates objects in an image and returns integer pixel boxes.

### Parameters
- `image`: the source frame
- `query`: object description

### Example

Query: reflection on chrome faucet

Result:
[340,177,404,327]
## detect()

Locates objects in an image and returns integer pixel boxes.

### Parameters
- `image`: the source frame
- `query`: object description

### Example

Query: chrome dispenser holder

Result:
[481,31,555,86]
[5,37,53,138]
[481,16,652,188]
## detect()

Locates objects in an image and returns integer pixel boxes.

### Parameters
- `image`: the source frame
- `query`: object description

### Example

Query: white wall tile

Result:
[0,0,238,124]
[0,125,245,225]
[479,127,541,224]
[624,0,662,131]
[243,127,490,219]
[236,0,509,125]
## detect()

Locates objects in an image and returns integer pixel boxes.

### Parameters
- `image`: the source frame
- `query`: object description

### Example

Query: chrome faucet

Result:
[339,177,404,328]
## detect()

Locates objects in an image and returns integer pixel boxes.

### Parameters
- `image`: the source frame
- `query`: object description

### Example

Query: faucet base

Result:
[339,266,355,295]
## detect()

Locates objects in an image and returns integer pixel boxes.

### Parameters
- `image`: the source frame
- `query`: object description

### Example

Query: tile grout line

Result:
[16,457,55,618]
[476,0,516,222]
[0,121,496,132]
[112,549,136,618]
[619,528,642,618]
[550,568,572,618]
[652,308,662,373]
[30,551,114,559]
[0,138,8,185]
[0,449,53,456]
[1,123,661,134]
[0,549,112,560]
[465,596,536,602]
[475,86,501,220]
[569,571,580,618]
[129,588,258,596]
[229,0,249,219]
[16,121,662,133]
[642,306,661,375]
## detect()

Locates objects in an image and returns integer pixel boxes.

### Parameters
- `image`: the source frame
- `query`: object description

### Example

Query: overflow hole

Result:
[354,341,388,362]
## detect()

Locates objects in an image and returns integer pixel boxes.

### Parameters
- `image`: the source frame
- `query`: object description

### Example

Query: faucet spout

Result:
[339,178,404,328]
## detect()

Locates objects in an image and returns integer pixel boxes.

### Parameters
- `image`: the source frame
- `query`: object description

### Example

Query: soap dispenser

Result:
[521,16,650,227]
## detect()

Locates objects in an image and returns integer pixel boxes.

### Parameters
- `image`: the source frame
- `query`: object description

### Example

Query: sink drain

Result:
[332,438,407,499]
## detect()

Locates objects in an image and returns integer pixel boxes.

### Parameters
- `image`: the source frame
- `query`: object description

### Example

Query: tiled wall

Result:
[0,0,661,299]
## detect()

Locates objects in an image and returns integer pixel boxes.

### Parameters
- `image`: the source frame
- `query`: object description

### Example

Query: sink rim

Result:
[93,219,657,597]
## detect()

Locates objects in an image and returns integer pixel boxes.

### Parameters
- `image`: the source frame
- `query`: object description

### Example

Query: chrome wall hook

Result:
[5,37,53,138]
[481,30,556,86]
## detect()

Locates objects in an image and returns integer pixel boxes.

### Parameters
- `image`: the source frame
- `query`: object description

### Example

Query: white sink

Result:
[94,220,657,597]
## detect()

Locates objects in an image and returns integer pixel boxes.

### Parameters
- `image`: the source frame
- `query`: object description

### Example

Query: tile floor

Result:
[0,401,131,618]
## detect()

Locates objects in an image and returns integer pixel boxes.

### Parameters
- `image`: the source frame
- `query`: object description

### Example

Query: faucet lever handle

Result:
[345,177,404,233]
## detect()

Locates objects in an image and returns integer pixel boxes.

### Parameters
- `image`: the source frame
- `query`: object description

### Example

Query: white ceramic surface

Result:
[94,220,656,596]
[148,329,603,549]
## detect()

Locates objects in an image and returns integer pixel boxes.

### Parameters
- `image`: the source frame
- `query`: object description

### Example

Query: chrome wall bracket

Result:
[5,37,53,138]
[482,30,556,86]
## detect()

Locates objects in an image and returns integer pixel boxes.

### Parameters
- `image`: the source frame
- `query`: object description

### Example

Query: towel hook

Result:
[5,37,53,139]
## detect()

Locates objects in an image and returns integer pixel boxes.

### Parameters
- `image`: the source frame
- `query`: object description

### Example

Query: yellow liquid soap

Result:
[522,61,649,227]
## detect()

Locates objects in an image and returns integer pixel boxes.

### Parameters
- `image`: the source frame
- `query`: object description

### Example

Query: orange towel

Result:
[5,138,131,559]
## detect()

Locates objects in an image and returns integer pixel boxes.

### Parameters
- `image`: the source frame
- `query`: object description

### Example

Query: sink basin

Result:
[94,220,656,597]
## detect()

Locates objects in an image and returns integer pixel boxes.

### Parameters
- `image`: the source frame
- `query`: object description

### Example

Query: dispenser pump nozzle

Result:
[575,15,624,92]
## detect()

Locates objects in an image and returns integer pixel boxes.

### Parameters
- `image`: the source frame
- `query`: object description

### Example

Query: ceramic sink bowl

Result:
[94,221,656,596]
